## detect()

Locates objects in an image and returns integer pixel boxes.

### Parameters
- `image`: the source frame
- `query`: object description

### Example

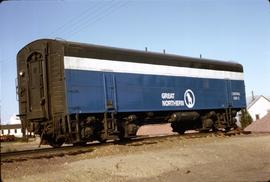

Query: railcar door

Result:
[225,79,233,107]
[103,73,117,111]
[26,52,48,119]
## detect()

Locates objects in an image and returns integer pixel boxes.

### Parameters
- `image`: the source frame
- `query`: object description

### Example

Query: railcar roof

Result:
[18,39,243,72]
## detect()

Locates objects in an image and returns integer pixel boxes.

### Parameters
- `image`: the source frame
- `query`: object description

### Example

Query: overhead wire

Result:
[67,1,128,39]
[47,1,109,38]
[62,0,121,38]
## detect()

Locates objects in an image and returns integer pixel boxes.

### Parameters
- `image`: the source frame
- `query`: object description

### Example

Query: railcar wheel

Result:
[118,133,131,143]
[73,142,87,146]
[46,136,64,148]
[171,123,186,134]
[48,139,64,148]
[97,136,107,143]
[199,128,210,133]
[176,129,186,134]
[118,126,126,141]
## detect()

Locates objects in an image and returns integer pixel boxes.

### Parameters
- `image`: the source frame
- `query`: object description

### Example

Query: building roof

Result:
[247,95,270,109]
[244,112,270,133]
[0,124,21,130]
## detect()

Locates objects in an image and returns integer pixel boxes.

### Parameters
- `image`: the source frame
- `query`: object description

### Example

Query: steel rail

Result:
[1,130,250,163]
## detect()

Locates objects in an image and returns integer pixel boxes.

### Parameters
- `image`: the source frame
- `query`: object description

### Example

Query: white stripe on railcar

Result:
[64,56,244,80]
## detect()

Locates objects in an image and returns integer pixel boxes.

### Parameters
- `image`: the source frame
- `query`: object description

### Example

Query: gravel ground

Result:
[0,137,51,153]
[1,133,270,182]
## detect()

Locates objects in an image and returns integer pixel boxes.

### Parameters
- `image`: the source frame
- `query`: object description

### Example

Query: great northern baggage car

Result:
[17,39,246,147]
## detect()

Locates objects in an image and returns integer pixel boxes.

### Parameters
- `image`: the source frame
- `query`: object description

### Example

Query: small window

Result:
[8,129,10,134]
[256,114,260,120]
[15,129,17,133]
[1,130,3,134]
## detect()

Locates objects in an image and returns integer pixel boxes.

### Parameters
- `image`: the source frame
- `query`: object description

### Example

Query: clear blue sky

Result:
[0,0,270,124]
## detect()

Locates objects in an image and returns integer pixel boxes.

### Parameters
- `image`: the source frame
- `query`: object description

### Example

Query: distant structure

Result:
[0,114,33,138]
[0,124,23,137]
[0,124,33,138]
[244,112,270,133]
[247,95,270,121]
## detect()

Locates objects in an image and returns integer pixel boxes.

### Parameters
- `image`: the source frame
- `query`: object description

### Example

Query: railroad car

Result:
[17,39,246,147]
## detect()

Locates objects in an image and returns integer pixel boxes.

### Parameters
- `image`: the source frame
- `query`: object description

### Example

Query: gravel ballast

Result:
[1,134,270,182]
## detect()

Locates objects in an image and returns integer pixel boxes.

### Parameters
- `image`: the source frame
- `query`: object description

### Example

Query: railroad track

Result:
[1,130,250,163]
[0,145,97,163]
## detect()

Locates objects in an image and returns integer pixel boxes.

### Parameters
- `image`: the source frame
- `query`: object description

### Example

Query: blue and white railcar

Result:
[17,39,246,147]
[64,56,245,113]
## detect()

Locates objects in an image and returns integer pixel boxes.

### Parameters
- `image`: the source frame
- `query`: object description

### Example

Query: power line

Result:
[60,1,121,38]
[48,1,125,39]
[47,1,108,38]
[67,1,128,39]
[61,1,118,38]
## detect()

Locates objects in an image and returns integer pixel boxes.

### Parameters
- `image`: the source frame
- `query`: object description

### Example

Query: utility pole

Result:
[252,91,255,101]
[145,47,148,52]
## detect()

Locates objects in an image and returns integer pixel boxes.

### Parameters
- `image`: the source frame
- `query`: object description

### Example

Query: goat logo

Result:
[184,89,195,108]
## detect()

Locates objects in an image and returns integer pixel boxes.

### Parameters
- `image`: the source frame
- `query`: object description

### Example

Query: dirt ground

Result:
[1,133,270,182]
[0,137,51,153]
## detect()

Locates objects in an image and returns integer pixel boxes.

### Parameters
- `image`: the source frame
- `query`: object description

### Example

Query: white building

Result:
[247,95,270,121]
[1,114,34,138]
[0,124,23,137]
